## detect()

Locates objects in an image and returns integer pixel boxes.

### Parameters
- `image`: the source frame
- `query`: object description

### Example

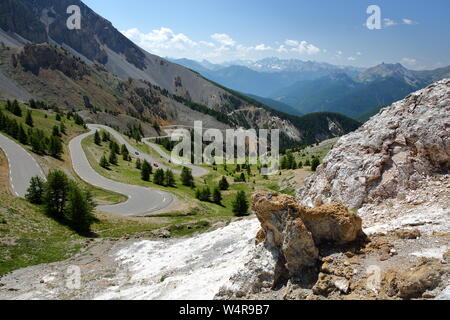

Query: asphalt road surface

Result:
[0,133,46,197]
[69,127,177,216]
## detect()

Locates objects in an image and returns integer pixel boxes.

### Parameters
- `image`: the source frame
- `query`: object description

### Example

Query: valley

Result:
[0,0,448,303]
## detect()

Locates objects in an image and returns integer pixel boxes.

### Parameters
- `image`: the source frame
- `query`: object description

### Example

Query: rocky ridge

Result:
[297,79,450,209]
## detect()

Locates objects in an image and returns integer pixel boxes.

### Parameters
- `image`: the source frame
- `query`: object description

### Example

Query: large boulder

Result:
[297,79,450,209]
[252,193,364,276]
[252,193,319,277]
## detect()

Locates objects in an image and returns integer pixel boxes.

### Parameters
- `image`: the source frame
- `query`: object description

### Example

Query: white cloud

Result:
[254,44,272,51]
[121,27,197,53]
[284,39,320,55]
[401,57,417,65]
[356,51,362,56]
[402,18,417,25]
[122,27,321,62]
[211,33,236,47]
[348,56,356,61]
[383,18,397,28]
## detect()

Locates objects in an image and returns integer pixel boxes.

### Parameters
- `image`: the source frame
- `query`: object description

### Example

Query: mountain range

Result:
[171,58,450,121]
[0,0,360,148]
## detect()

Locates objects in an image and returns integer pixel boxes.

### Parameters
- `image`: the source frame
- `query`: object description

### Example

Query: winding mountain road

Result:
[70,127,177,216]
[92,124,209,177]
[0,133,46,197]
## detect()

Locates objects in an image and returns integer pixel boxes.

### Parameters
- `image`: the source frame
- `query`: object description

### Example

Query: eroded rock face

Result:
[252,193,364,277]
[252,193,319,277]
[216,193,365,299]
[297,79,450,209]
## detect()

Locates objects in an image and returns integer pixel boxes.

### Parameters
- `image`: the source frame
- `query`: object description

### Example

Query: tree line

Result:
[26,171,95,235]
[1,102,64,158]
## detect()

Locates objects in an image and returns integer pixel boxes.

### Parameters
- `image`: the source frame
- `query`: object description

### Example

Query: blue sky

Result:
[83,0,450,69]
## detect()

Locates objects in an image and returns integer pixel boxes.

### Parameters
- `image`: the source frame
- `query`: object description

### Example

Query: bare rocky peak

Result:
[297,79,450,209]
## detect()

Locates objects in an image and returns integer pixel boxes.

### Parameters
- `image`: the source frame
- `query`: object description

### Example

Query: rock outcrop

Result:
[297,79,450,209]
[217,193,365,298]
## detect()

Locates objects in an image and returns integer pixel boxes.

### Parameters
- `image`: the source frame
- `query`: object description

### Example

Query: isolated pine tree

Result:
[213,187,222,205]
[43,170,70,220]
[232,191,249,216]
[100,155,109,169]
[165,169,176,187]
[94,131,102,146]
[121,144,130,161]
[109,151,118,165]
[311,158,320,172]
[66,183,95,235]
[25,176,45,205]
[181,167,194,187]
[219,176,229,190]
[141,160,152,181]
[153,168,165,186]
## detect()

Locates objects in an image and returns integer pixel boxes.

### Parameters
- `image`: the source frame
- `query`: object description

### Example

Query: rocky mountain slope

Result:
[0,0,359,146]
[297,79,450,209]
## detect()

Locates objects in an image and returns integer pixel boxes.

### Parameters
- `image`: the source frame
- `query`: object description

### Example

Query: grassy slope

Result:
[81,131,292,219]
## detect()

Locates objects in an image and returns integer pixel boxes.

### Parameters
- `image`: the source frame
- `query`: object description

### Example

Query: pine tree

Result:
[101,131,110,142]
[94,131,101,146]
[12,100,22,117]
[311,158,320,172]
[141,160,152,181]
[213,187,222,205]
[135,158,142,170]
[181,167,194,187]
[196,187,211,202]
[56,113,62,121]
[43,170,70,220]
[66,183,95,234]
[5,100,13,112]
[109,151,118,165]
[52,125,61,137]
[164,169,176,187]
[25,110,34,127]
[48,136,63,158]
[25,176,45,204]
[121,144,130,161]
[153,168,165,185]
[18,125,28,144]
[100,155,109,169]
[219,176,229,191]
[60,122,66,135]
[30,134,45,155]
[232,191,249,216]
